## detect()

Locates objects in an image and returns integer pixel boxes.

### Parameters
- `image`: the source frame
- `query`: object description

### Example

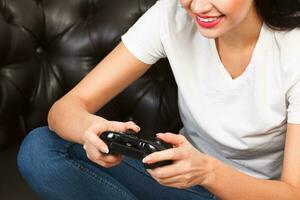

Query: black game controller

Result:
[100,131,173,169]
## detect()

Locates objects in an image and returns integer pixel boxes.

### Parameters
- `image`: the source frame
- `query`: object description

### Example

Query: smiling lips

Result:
[196,15,223,28]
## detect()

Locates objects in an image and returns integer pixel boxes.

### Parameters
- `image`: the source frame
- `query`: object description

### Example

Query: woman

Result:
[17,0,300,199]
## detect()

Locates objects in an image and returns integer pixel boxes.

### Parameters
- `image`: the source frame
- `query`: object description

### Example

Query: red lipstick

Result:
[195,15,223,29]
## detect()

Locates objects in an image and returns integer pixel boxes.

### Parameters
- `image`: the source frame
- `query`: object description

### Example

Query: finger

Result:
[147,170,185,189]
[92,156,122,168]
[147,170,188,189]
[124,121,141,133]
[156,175,190,189]
[85,130,109,153]
[85,141,123,164]
[147,162,186,179]
[84,141,104,161]
[143,147,185,164]
[100,153,124,164]
[156,133,186,146]
[160,182,186,189]
[88,123,108,136]
[152,173,181,185]
[108,121,140,133]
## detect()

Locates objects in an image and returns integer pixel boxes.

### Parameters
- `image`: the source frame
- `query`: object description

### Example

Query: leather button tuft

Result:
[36,47,46,59]
[36,47,44,55]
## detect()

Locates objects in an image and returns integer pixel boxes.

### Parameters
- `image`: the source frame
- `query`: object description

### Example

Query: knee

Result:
[17,126,59,180]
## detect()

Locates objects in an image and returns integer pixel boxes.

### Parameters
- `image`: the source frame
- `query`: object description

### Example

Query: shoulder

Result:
[158,0,181,9]
[273,27,300,55]
[274,28,300,48]
[158,0,187,19]
[272,28,300,76]
[157,0,194,33]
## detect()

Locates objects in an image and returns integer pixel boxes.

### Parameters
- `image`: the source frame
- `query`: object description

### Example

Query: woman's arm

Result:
[203,123,300,200]
[48,42,151,145]
[143,124,300,199]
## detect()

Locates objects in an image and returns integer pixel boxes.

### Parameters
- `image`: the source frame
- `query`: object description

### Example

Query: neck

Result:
[216,5,263,50]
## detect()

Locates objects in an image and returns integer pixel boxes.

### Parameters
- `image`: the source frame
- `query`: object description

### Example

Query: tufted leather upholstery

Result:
[0,0,182,198]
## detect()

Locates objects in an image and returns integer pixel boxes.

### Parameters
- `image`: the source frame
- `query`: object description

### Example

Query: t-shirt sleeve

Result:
[287,79,300,124]
[121,1,166,65]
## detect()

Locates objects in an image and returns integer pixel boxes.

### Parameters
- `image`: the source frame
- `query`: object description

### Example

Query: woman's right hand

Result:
[82,118,140,168]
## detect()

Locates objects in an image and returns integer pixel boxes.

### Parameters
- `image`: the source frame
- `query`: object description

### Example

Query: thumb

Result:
[156,132,186,146]
[88,123,107,136]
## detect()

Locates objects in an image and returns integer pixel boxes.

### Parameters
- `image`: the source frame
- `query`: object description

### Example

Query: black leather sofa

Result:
[0,0,183,199]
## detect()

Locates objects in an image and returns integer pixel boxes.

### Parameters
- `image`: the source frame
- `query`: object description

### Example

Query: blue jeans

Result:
[17,126,218,200]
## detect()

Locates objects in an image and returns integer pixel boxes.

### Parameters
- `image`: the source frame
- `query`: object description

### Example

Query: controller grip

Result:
[100,131,173,169]
[144,160,173,169]
[109,143,144,160]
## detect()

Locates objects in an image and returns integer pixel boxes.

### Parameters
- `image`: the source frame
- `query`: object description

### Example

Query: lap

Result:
[19,126,218,200]
[111,157,217,200]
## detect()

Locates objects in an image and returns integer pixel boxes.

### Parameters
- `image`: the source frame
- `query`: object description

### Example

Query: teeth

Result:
[197,16,219,23]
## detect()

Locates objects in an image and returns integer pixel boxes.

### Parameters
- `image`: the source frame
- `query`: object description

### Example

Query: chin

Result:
[197,28,223,39]
[194,22,224,38]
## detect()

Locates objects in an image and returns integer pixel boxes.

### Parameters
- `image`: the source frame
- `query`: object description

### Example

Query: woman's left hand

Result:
[143,132,215,189]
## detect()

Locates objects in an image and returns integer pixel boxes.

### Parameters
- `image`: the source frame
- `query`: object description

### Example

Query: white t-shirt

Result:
[121,0,300,179]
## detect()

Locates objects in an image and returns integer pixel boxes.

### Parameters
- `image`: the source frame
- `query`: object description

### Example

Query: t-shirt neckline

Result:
[209,23,266,88]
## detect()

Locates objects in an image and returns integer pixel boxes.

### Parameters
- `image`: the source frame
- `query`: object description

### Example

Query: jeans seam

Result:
[61,152,136,200]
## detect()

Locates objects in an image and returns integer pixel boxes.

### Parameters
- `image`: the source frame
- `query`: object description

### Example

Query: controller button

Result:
[126,142,132,147]
[145,144,157,153]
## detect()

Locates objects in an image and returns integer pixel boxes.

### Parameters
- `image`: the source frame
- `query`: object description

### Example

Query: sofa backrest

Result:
[0,0,182,150]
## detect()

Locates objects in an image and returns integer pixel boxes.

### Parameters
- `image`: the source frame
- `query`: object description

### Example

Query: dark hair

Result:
[255,0,300,30]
